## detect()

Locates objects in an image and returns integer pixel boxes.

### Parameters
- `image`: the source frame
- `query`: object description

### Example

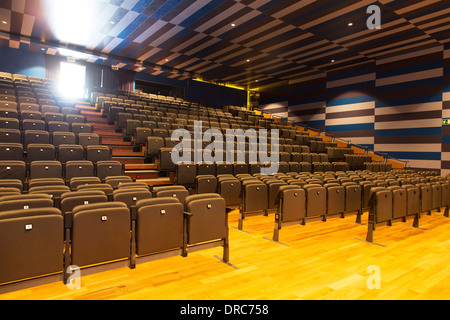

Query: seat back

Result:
[135,197,184,255]
[0,207,63,284]
[278,185,305,222]
[70,202,130,267]
[184,194,227,244]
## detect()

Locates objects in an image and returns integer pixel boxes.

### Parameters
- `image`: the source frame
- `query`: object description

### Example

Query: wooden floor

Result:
[1,209,450,300]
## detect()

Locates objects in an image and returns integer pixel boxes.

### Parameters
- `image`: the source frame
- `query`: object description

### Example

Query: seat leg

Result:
[444,205,449,218]
[413,214,419,228]
[273,221,280,242]
[222,237,229,263]
[355,210,362,224]
[130,220,136,269]
[238,210,244,230]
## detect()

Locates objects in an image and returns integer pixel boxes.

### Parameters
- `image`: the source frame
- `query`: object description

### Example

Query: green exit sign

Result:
[443,119,450,125]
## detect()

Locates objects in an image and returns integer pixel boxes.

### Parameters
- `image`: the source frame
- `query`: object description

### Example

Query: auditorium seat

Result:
[0,207,63,286]
[183,193,229,263]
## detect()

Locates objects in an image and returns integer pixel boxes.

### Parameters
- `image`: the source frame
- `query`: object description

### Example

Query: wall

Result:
[185,79,247,108]
[260,45,449,173]
[0,46,46,78]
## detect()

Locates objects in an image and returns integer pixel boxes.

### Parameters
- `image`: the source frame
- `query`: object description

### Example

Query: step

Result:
[124,163,157,170]
[111,146,145,157]
[94,128,124,137]
[124,169,159,180]
[134,177,174,187]
[101,136,133,146]
[112,157,147,165]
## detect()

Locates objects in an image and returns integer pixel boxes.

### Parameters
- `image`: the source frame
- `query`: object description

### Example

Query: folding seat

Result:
[85,145,111,163]
[64,202,131,275]
[21,119,46,131]
[113,187,152,209]
[152,185,190,206]
[303,184,327,220]
[26,144,56,162]
[276,162,288,174]
[0,179,24,192]
[96,160,123,181]
[29,160,62,180]
[195,175,217,194]
[0,142,23,161]
[28,178,65,189]
[20,109,42,121]
[323,183,345,218]
[266,180,288,211]
[312,162,323,173]
[0,128,21,144]
[416,183,432,215]
[134,127,152,146]
[57,144,84,163]
[440,182,450,217]
[65,114,85,125]
[0,107,18,118]
[387,186,407,221]
[146,136,164,159]
[69,176,102,191]
[40,105,60,115]
[76,183,114,198]
[59,190,108,215]
[175,163,197,188]
[0,207,63,286]
[272,185,306,242]
[301,153,312,163]
[217,176,241,207]
[430,182,442,212]
[47,121,69,134]
[238,180,268,230]
[233,163,248,175]
[71,123,92,135]
[125,119,141,137]
[104,175,133,189]
[300,162,312,173]
[197,162,216,176]
[289,162,301,173]
[402,185,421,223]
[341,182,363,222]
[183,194,229,262]
[216,163,234,175]
[152,128,169,139]
[130,197,184,266]
[0,194,54,212]
[77,133,100,148]
[65,160,94,180]
[366,187,392,242]
[142,120,157,130]
[28,185,71,200]
[0,117,19,130]
[24,130,49,149]
[0,187,21,196]
[43,112,64,123]
[0,160,26,182]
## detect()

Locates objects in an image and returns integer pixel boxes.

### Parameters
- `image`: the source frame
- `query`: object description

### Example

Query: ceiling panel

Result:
[0,0,448,88]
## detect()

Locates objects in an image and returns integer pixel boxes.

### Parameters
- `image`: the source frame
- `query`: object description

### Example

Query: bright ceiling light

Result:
[44,0,99,47]
[348,22,353,26]
[58,48,92,60]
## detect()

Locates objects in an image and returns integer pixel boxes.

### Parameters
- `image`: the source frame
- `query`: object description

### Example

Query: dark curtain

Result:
[45,55,62,81]
[85,63,103,89]
[101,67,135,92]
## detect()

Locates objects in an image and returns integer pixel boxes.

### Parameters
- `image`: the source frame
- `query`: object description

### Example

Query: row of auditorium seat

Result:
[0,185,229,290]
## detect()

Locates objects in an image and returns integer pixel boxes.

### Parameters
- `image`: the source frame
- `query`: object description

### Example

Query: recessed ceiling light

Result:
[165,59,169,62]
[110,21,115,24]
[231,23,236,27]
[331,59,335,62]
[1,21,7,24]
[246,59,250,62]
[348,22,353,26]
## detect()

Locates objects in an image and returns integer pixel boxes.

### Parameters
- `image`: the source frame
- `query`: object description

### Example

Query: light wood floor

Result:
[1,209,450,300]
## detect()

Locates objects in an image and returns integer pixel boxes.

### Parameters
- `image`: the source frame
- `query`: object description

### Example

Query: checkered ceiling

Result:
[0,0,449,88]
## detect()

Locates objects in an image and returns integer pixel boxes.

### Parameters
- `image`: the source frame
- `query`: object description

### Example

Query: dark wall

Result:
[0,46,46,78]
[186,79,247,108]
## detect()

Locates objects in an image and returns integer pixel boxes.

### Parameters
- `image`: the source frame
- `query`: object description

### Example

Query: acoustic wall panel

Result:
[288,73,326,131]
[441,43,450,175]
[326,62,376,150]
[374,46,444,171]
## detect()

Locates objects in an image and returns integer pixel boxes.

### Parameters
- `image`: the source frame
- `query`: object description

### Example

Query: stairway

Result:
[76,103,174,186]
